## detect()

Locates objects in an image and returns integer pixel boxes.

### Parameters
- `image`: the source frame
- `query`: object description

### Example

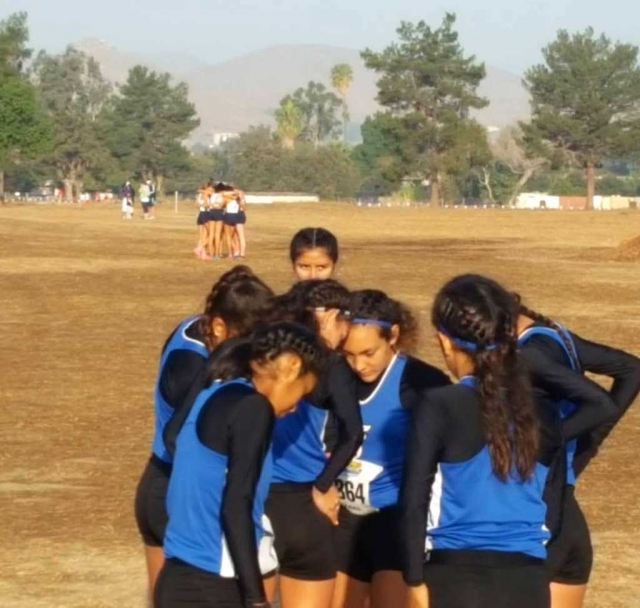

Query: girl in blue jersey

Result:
[400,274,556,608]
[290,228,339,281]
[266,280,363,608]
[135,266,275,595]
[332,290,450,608]
[514,297,640,608]
[155,322,329,608]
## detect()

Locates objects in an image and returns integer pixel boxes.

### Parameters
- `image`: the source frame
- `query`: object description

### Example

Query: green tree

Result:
[32,47,113,201]
[0,12,50,200]
[105,66,199,194]
[331,63,354,143]
[275,98,304,150]
[522,28,640,209]
[361,14,489,205]
[283,82,342,147]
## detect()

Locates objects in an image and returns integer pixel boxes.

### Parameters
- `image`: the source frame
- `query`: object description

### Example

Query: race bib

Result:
[336,459,384,515]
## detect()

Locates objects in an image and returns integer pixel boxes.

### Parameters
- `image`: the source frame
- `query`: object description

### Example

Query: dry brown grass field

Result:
[1,201,639,608]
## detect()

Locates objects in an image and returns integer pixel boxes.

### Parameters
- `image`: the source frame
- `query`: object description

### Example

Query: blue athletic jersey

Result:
[337,354,409,514]
[426,376,550,558]
[164,379,275,576]
[518,325,580,485]
[271,399,328,484]
[152,316,209,463]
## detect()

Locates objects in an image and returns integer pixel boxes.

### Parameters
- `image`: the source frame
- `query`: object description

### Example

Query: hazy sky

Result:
[3,0,639,74]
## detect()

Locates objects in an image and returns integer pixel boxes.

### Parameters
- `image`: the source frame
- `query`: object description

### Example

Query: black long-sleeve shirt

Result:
[519,327,640,475]
[196,383,274,606]
[307,354,364,491]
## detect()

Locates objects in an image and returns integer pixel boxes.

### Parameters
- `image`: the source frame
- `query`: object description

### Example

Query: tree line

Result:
[2,12,640,208]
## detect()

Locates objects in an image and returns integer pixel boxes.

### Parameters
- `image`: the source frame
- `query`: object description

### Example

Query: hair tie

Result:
[438,326,497,351]
[353,317,393,329]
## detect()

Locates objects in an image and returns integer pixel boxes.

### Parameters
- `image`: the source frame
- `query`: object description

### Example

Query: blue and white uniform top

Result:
[425,376,550,558]
[152,315,208,463]
[271,400,329,484]
[518,324,580,485]
[164,378,277,578]
[338,353,409,514]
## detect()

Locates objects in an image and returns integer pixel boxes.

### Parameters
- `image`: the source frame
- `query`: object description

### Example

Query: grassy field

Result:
[1,201,639,608]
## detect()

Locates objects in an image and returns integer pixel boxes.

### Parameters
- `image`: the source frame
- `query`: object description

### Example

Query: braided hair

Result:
[349,289,419,353]
[513,293,581,372]
[207,321,329,382]
[275,279,351,332]
[432,274,539,482]
[289,228,339,264]
[198,265,275,351]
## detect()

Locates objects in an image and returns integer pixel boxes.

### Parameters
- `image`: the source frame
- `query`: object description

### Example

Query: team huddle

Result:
[194,181,248,261]
[134,227,640,608]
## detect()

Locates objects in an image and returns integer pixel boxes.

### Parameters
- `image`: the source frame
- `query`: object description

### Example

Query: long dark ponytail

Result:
[432,274,539,481]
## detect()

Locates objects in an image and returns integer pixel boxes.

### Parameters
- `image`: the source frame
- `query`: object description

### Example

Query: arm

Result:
[315,358,364,492]
[519,346,617,441]
[399,395,443,587]
[571,333,640,473]
[221,395,274,606]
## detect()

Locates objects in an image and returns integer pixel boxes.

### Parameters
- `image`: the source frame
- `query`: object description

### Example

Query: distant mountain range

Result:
[75,38,531,144]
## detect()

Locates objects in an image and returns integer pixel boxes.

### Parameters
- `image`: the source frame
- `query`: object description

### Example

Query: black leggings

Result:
[154,559,245,608]
[424,550,550,608]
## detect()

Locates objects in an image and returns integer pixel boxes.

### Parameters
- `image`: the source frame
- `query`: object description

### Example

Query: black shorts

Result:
[265,483,336,580]
[546,487,593,585]
[208,209,224,222]
[224,213,241,226]
[423,550,550,608]
[196,211,209,226]
[142,202,151,213]
[334,506,402,582]
[155,558,245,607]
[134,455,171,547]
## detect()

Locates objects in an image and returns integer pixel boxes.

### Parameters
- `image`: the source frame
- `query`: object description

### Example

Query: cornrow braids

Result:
[207,321,329,382]
[274,279,351,332]
[349,289,419,353]
[513,293,581,372]
[198,266,275,351]
[289,227,339,264]
[433,274,539,482]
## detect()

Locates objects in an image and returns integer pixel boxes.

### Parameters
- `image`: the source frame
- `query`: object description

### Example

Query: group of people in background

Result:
[134,226,640,608]
[121,179,157,220]
[194,180,248,261]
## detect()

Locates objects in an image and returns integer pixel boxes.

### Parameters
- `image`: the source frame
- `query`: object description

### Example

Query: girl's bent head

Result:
[200,265,275,350]
[276,279,351,350]
[342,289,418,384]
[290,227,339,281]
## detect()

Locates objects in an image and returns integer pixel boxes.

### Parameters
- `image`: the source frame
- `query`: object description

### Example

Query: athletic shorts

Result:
[207,209,224,222]
[423,550,550,608]
[546,487,593,585]
[134,455,171,547]
[155,558,275,608]
[265,483,337,581]
[196,211,209,226]
[224,213,241,226]
[141,202,151,213]
[334,506,402,582]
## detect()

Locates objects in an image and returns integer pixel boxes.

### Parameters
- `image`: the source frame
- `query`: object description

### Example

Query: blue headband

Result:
[438,326,498,352]
[353,317,393,329]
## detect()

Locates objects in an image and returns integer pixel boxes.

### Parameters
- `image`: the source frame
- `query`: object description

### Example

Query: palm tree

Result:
[330,63,354,143]
[275,99,304,150]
